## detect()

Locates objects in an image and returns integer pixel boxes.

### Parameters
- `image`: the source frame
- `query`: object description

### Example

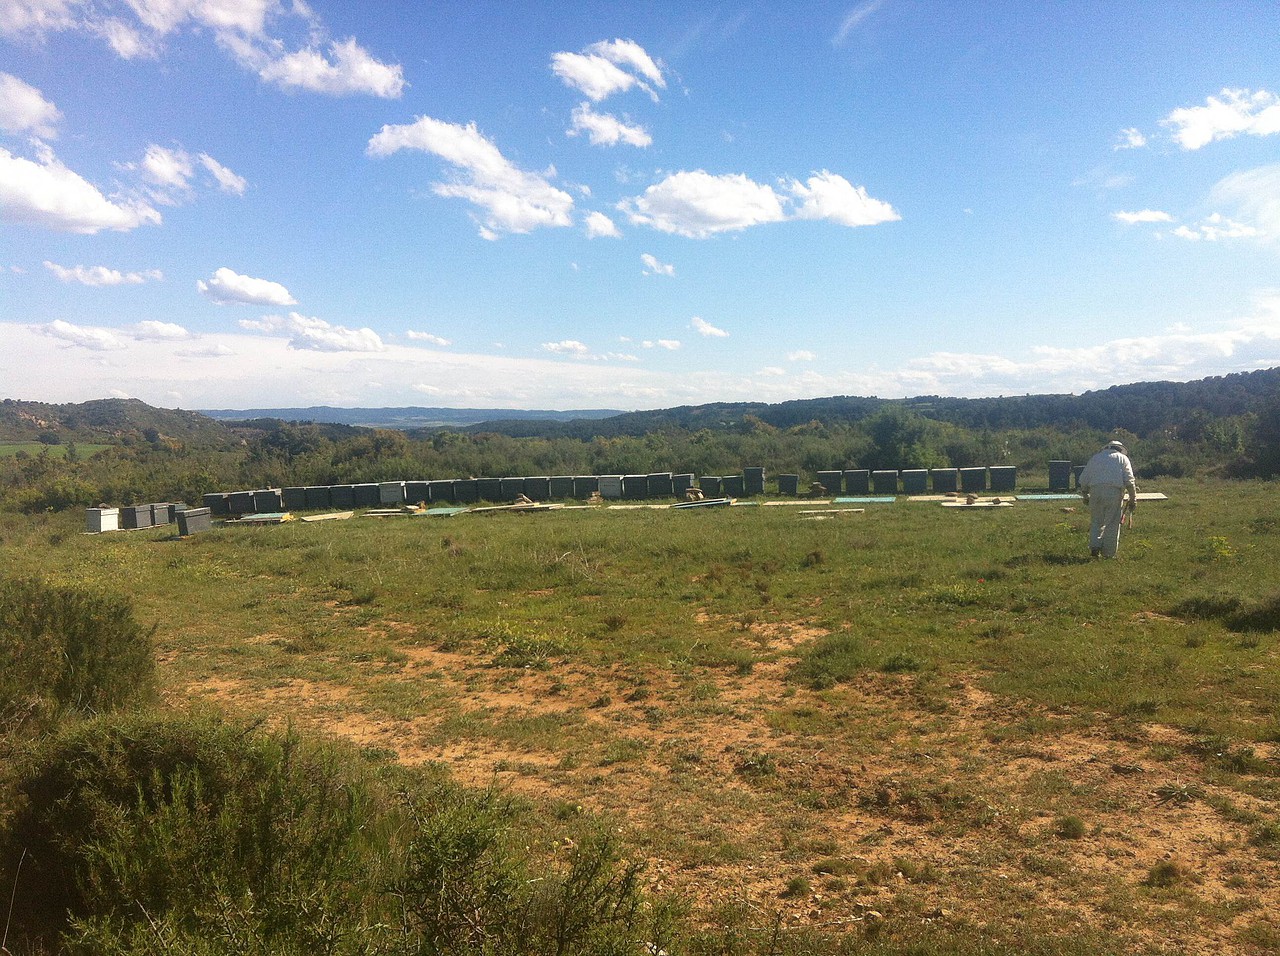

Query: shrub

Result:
[790,630,867,689]
[0,711,392,953]
[0,576,155,736]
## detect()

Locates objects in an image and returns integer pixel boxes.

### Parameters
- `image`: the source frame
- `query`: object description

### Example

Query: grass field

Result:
[4,478,1278,954]
[0,442,111,458]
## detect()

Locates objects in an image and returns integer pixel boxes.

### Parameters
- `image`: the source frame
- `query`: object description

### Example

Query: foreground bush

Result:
[0,711,674,956]
[0,576,154,736]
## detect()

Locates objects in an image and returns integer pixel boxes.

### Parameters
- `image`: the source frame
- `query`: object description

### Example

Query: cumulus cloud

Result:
[1,0,403,98]
[367,116,574,238]
[584,210,620,238]
[787,170,900,227]
[691,316,728,338]
[551,38,665,102]
[1113,209,1173,224]
[1209,164,1280,242]
[406,330,451,347]
[788,350,815,361]
[136,145,246,202]
[243,311,386,352]
[642,339,681,350]
[133,320,189,340]
[641,253,674,277]
[0,72,61,138]
[1162,88,1280,150]
[621,170,786,238]
[0,143,161,233]
[256,38,405,98]
[569,103,651,147]
[542,339,590,356]
[44,260,162,285]
[621,169,896,238]
[1114,127,1147,150]
[198,267,296,306]
[1171,214,1262,242]
[38,317,126,350]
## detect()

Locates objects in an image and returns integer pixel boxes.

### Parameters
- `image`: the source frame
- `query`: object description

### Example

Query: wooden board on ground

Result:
[470,502,565,513]
[1136,492,1168,500]
[671,497,733,509]
[833,496,898,504]
[299,511,354,522]
[940,500,1015,508]
[232,512,294,524]
[762,499,831,506]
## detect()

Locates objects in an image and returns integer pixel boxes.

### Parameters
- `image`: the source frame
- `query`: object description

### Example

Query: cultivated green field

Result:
[3,478,1278,954]
[0,442,111,459]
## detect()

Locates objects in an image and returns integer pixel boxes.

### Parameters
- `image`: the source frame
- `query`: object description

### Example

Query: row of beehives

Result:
[201,470,766,515]
[85,502,211,536]
[197,463,1057,516]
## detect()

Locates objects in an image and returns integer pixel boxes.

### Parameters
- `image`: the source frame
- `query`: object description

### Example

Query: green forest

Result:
[1,368,1278,514]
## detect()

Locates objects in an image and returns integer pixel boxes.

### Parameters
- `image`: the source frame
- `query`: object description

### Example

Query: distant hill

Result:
[457,368,1280,440]
[0,398,234,446]
[199,405,626,429]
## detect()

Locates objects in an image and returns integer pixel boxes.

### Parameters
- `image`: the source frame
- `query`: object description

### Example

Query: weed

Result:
[881,651,924,673]
[1143,859,1189,887]
[1055,815,1087,839]
[1153,780,1203,806]
[790,630,867,689]
[780,875,811,898]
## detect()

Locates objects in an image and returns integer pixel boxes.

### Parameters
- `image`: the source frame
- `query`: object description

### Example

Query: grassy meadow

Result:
[3,477,1278,954]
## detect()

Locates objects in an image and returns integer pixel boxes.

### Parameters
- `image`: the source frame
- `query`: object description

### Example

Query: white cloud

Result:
[1114,127,1146,150]
[174,342,235,357]
[256,38,405,98]
[0,72,61,138]
[406,330,451,347]
[133,320,189,340]
[584,210,620,238]
[38,318,126,350]
[621,169,896,238]
[641,253,674,277]
[788,350,815,361]
[198,153,247,194]
[136,145,245,201]
[551,39,665,103]
[1162,88,1280,150]
[367,116,574,237]
[1,1,403,98]
[0,0,82,37]
[542,339,590,356]
[569,103,651,147]
[198,266,296,306]
[1171,214,1262,242]
[833,0,888,46]
[621,170,786,238]
[1209,164,1280,242]
[642,339,681,350]
[691,316,728,338]
[0,143,161,233]
[246,311,386,352]
[1113,209,1173,225]
[787,170,900,227]
[44,260,162,285]
[141,143,194,193]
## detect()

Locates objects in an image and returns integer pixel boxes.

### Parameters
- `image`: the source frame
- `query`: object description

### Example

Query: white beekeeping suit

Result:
[1078,440,1138,558]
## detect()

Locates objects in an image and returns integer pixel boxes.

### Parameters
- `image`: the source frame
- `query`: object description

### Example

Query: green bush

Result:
[789,630,868,689]
[0,576,155,735]
[0,711,676,956]
[392,785,673,956]
[0,711,392,954]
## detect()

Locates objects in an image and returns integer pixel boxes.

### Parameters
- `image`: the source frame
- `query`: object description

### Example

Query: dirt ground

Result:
[176,614,1280,955]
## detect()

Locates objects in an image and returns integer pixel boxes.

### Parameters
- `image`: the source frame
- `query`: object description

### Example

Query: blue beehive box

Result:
[901,470,928,495]
[525,476,551,500]
[959,467,987,492]
[304,486,332,509]
[817,470,843,495]
[282,487,308,511]
[330,485,356,509]
[989,466,1017,492]
[844,470,870,494]
[549,476,574,499]
[778,474,799,496]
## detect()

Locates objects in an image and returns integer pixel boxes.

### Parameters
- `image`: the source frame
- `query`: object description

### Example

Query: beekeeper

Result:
[1078,440,1138,559]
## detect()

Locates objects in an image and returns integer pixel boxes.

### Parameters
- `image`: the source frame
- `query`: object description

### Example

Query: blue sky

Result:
[2,0,1278,411]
